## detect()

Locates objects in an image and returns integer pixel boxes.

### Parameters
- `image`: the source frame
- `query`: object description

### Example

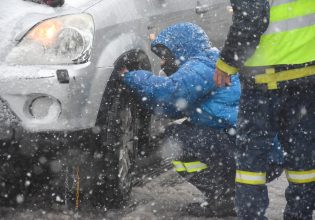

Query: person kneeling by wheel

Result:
[119,22,283,217]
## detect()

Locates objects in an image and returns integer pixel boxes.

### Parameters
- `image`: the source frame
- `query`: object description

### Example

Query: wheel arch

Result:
[85,33,152,128]
[94,33,151,69]
[95,47,152,126]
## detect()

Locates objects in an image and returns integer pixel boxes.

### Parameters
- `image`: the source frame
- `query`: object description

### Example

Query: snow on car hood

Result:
[67,0,102,9]
[0,0,100,63]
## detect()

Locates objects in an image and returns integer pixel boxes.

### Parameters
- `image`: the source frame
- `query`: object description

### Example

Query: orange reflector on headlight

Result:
[28,20,62,46]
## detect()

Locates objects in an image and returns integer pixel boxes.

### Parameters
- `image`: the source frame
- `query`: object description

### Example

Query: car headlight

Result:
[6,13,94,65]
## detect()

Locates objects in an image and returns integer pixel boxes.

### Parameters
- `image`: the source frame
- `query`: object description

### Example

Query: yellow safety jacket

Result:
[217,0,315,89]
[246,0,315,67]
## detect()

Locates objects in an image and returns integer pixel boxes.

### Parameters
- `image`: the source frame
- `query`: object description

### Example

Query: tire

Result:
[89,50,152,208]
[89,81,137,208]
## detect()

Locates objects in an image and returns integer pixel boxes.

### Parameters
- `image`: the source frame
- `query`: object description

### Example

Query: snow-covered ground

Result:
[0,170,289,220]
[266,174,288,220]
[125,171,288,220]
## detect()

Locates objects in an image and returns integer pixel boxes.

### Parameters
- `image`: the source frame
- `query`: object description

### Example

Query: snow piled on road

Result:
[124,171,288,220]
[0,171,289,220]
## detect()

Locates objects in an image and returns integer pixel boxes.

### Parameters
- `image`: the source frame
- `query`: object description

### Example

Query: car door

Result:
[193,0,232,48]
[147,0,232,49]
[147,0,199,35]
[146,0,200,72]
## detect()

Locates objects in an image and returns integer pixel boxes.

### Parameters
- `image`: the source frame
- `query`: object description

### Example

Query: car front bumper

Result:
[0,63,114,136]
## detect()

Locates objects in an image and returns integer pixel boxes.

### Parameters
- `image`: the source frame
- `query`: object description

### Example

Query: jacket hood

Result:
[151,22,212,65]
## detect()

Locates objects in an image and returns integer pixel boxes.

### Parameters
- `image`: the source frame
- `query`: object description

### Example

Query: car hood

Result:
[0,0,101,63]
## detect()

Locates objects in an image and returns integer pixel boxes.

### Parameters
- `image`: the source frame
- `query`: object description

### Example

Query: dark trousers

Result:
[165,122,236,205]
[236,75,315,220]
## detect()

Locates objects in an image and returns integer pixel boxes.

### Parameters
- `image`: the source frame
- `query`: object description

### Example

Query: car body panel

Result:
[0,63,111,132]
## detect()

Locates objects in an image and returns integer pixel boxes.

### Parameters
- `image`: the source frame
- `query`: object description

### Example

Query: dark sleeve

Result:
[220,0,270,68]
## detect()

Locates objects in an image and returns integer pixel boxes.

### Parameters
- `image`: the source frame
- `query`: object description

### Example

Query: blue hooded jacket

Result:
[123,23,241,129]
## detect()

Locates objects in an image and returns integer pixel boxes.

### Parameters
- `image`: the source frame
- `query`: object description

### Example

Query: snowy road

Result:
[0,171,289,220]
[123,171,288,220]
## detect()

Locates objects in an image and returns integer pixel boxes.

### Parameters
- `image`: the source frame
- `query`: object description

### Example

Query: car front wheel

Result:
[88,50,151,209]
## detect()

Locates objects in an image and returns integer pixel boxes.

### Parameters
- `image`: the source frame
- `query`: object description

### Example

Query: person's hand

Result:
[119,67,129,77]
[213,68,231,87]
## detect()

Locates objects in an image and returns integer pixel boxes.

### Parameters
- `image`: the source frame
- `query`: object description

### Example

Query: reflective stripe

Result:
[245,0,315,67]
[265,13,315,35]
[286,169,315,184]
[255,65,315,89]
[245,24,315,66]
[216,58,239,75]
[172,160,207,173]
[270,0,315,22]
[172,161,186,172]
[184,161,208,173]
[236,170,266,185]
[270,0,296,7]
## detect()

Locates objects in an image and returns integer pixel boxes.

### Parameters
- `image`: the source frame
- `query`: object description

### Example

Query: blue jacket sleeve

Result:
[123,70,182,118]
[123,58,216,118]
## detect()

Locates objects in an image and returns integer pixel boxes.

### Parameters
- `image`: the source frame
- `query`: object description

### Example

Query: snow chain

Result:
[64,166,70,209]
[75,167,80,210]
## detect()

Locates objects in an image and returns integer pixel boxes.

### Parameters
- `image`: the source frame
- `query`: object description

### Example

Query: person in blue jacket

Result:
[120,22,282,217]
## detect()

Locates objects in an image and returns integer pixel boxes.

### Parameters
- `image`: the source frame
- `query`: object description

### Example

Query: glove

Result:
[117,67,129,81]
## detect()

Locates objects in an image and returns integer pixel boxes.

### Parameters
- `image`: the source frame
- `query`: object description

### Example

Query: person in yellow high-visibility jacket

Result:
[214,0,315,219]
